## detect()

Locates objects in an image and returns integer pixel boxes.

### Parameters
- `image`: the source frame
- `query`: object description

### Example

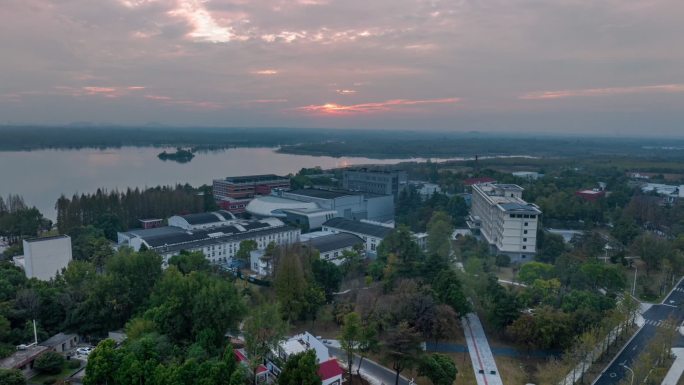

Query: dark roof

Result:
[305,233,364,253]
[180,212,222,225]
[322,218,393,238]
[223,174,288,184]
[39,332,77,347]
[287,189,353,199]
[24,235,70,243]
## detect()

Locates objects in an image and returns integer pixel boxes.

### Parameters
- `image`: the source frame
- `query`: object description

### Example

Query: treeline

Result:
[56,185,216,239]
[0,195,51,246]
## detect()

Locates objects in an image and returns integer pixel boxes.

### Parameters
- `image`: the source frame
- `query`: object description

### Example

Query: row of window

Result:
[509,214,537,219]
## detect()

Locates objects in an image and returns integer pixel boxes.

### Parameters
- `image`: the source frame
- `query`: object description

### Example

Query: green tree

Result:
[274,250,307,321]
[243,303,286,385]
[236,240,258,261]
[427,211,453,260]
[340,312,361,380]
[418,354,457,385]
[518,262,554,284]
[433,269,470,316]
[278,350,321,385]
[0,369,26,385]
[85,339,120,385]
[168,251,210,274]
[34,351,65,375]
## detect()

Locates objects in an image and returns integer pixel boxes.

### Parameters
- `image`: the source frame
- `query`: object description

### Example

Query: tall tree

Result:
[340,312,361,380]
[243,303,287,385]
[383,322,423,385]
[426,211,453,260]
[278,350,321,385]
[274,250,307,321]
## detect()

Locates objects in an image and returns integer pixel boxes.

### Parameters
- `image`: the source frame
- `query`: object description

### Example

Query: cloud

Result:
[246,99,288,103]
[520,84,684,100]
[168,0,248,43]
[251,69,279,75]
[335,89,357,95]
[296,97,459,114]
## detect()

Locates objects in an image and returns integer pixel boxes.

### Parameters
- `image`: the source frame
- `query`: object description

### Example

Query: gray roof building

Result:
[304,233,364,254]
[322,218,393,239]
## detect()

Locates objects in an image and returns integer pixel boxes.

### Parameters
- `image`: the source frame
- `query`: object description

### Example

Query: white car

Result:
[76,347,93,356]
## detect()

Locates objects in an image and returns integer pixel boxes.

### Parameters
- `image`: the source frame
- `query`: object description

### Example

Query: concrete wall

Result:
[23,236,72,281]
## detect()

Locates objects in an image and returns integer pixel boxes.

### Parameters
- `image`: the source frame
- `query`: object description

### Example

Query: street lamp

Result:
[631,265,638,297]
[621,363,635,385]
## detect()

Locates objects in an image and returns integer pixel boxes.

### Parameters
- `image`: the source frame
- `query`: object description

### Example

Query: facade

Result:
[302,233,364,265]
[167,210,236,230]
[249,249,273,276]
[117,217,300,267]
[22,235,73,281]
[342,168,407,199]
[138,219,163,229]
[321,217,393,255]
[40,333,78,353]
[213,174,290,213]
[468,183,541,263]
[409,181,441,200]
[282,208,337,232]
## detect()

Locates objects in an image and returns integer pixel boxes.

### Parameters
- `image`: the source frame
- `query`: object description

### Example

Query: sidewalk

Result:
[462,313,504,385]
[661,348,684,385]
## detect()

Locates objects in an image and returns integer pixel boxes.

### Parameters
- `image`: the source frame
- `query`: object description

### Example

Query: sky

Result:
[1,0,683,136]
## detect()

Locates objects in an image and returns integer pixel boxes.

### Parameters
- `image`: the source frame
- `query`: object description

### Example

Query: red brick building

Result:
[213,174,290,214]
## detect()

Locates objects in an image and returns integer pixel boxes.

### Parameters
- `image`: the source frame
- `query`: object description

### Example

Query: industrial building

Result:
[117,217,300,266]
[15,235,73,281]
[213,174,290,214]
[468,183,541,263]
[246,188,395,224]
[342,168,407,199]
[321,217,394,255]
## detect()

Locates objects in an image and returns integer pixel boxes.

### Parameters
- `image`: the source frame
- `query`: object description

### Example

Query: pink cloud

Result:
[296,97,460,114]
[251,69,279,75]
[247,99,288,103]
[335,89,357,95]
[520,84,684,100]
[168,0,248,43]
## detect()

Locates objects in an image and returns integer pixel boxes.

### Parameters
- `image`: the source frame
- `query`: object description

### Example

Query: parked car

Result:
[76,347,93,355]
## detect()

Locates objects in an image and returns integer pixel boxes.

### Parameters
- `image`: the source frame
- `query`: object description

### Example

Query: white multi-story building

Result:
[20,235,73,280]
[118,217,300,267]
[468,183,541,263]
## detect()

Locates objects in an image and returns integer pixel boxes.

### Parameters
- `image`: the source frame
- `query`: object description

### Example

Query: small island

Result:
[157,148,195,163]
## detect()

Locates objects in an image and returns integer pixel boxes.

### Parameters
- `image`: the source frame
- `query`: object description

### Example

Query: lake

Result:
[0,147,458,220]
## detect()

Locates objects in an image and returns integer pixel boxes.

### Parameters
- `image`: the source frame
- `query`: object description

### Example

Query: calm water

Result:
[0,147,456,220]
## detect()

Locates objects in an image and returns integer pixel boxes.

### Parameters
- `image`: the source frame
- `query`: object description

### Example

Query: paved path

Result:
[328,345,413,385]
[593,278,684,385]
[462,313,504,385]
[426,341,556,358]
[661,348,684,385]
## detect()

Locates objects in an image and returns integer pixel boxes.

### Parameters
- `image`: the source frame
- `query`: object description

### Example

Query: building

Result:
[302,233,364,265]
[39,333,79,353]
[0,345,49,373]
[640,183,682,204]
[138,218,163,229]
[468,184,541,263]
[20,235,73,281]
[168,210,236,230]
[342,168,407,200]
[282,208,337,232]
[322,217,393,255]
[409,181,442,200]
[213,174,291,214]
[247,188,395,224]
[249,250,273,277]
[575,189,606,202]
[512,171,543,180]
[268,332,343,385]
[117,217,300,267]
[546,228,584,244]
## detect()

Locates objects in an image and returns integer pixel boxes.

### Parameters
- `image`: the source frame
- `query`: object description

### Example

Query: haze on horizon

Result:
[1,0,683,136]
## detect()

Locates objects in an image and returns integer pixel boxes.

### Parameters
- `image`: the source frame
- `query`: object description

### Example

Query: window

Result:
[522,246,527,250]
[524,222,529,226]
[523,238,527,242]
[524,230,528,234]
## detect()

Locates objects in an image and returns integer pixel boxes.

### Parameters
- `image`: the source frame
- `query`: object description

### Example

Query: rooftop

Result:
[24,234,70,243]
[178,212,229,225]
[323,217,393,238]
[39,332,77,348]
[0,345,49,369]
[304,233,364,253]
[318,359,344,381]
[464,177,497,186]
[499,202,542,214]
[287,189,354,199]
[221,174,288,184]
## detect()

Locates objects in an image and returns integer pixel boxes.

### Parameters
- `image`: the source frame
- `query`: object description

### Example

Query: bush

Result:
[34,351,64,375]
[0,369,27,385]
[67,360,81,369]
[42,379,55,385]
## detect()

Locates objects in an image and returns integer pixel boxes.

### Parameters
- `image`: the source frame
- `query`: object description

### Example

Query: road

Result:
[592,280,684,385]
[328,345,413,385]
